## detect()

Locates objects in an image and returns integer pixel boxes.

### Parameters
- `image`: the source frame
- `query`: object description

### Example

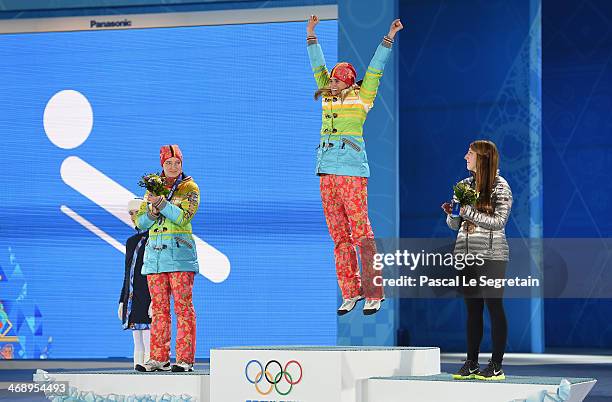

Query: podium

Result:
[366,374,596,402]
[33,347,597,402]
[210,346,440,402]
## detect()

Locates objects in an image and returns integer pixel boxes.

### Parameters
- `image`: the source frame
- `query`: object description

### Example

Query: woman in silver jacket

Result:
[442,140,512,381]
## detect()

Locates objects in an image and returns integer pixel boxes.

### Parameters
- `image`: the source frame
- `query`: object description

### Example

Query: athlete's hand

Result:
[388,19,404,39]
[148,195,162,205]
[307,15,320,36]
[148,195,162,215]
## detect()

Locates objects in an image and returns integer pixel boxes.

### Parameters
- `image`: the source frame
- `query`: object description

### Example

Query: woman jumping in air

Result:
[306,15,403,316]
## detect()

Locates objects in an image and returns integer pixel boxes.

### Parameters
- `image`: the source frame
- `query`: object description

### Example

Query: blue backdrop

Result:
[336,0,400,348]
[397,0,544,353]
[1,0,610,359]
[0,20,340,359]
[542,0,612,350]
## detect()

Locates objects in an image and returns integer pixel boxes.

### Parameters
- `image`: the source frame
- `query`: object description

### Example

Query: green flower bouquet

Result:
[451,182,479,217]
[138,173,170,197]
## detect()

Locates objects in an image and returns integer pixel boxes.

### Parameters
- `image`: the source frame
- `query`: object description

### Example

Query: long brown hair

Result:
[470,140,499,213]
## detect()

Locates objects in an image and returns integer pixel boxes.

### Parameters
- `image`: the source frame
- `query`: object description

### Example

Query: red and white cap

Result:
[330,62,357,87]
[160,144,183,166]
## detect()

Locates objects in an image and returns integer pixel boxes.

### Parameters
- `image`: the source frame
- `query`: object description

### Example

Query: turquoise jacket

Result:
[307,37,393,177]
[135,176,200,275]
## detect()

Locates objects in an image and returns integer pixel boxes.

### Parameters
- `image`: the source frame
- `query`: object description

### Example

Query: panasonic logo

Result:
[90,19,132,29]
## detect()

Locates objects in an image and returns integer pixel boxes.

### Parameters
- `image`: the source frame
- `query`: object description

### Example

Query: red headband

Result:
[330,62,357,87]
[160,144,183,166]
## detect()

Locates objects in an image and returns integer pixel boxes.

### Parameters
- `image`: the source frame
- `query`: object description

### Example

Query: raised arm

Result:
[359,19,404,108]
[306,15,330,89]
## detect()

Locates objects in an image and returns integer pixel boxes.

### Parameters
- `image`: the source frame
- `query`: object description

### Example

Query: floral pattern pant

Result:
[147,271,196,364]
[320,174,383,301]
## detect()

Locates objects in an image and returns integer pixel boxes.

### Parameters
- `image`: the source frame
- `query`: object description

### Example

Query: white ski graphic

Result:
[45,90,230,283]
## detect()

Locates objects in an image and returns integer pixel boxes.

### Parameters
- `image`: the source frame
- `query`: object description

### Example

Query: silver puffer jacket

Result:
[446,173,513,261]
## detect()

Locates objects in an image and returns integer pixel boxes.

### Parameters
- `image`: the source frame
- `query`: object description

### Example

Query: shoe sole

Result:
[474,374,505,381]
[452,374,477,380]
[363,299,385,315]
[135,365,171,372]
[337,297,365,316]
[337,307,353,316]
[171,367,193,372]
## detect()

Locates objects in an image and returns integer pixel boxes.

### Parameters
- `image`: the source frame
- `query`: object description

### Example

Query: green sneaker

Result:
[474,360,505,380]
[452,359,480,380]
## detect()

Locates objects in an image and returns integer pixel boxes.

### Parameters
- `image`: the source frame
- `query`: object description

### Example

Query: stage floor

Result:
[1,355,610,401]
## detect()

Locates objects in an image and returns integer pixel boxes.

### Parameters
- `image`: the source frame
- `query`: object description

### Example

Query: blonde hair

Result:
[314,80,362,102]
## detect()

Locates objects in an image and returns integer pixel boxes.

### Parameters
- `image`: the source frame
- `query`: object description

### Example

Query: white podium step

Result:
[33,350,597,402]
[210,346,441,402]
[33,368,210,401]
[366,374,597,402]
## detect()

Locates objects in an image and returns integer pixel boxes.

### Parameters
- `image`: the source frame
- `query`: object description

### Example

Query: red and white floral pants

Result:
[147,271,196,364]
[320,174,383,301]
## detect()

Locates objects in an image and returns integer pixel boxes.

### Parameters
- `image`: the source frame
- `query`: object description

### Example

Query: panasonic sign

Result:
[90,19,132,29]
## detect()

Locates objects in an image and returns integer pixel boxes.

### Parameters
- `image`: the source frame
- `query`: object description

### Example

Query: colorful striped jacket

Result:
[307,37,393,177]
[135,176,200,275]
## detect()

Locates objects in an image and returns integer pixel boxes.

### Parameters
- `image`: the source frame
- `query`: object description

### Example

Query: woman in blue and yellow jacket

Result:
[134,144,199,373]
[307,15,403,316]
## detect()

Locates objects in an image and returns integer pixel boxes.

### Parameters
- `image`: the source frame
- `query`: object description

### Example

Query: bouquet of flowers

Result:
[451,182,479,217]
[138,173,169,197]
[453,182,479,206]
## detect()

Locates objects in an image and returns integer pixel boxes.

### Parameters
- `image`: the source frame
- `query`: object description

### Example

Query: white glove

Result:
[148,303,152,318]
[118,303,123,321]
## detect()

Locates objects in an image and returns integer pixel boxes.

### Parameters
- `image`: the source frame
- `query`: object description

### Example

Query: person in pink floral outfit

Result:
[134,145,199,373]
[307,15,403,315]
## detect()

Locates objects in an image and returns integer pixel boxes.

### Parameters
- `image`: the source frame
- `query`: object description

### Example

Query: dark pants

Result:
[462,260,508,364]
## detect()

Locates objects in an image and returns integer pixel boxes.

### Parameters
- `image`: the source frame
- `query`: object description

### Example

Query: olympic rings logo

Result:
[244,359,303,396]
